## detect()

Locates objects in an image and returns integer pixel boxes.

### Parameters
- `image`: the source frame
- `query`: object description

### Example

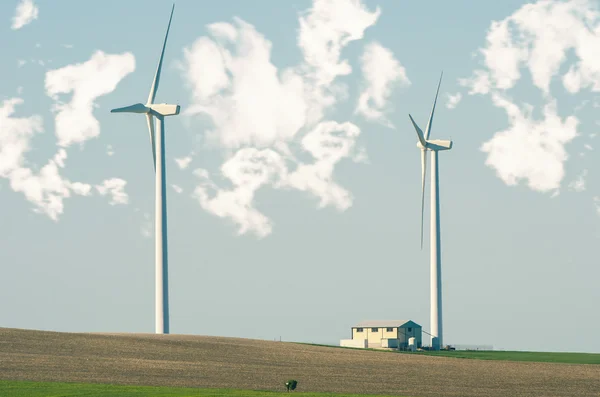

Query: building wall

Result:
[353,325,423,348]
[340,339,368,348]
[353,326,414,347]
[398,326,422,347]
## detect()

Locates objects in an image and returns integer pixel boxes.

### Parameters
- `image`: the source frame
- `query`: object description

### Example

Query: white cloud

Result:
[594,197,600,216]
[178,0,385,237]
[45,51,135,147]
[141,212,152,238]
[0,51,134,220]
[106,144,114,156]
[462,0,600,195]
[462,0,600,96]
[193,149,287,237]
[355,42,409,125]
[180,0,385,237]
[446,92,462,109]
[175,156,192,169]
[298,0,381,88]
[286,121,360,210]
[95,178,128,205]
[568,169,587,192]
[182,19,308,148]
[0,98,92,220]
[17,60,26,68]
[11,0,38,30]
[481,95,578,193]
[171,184,183,194]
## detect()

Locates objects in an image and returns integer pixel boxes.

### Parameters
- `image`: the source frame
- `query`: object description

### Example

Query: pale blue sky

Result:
[1,0,599,353]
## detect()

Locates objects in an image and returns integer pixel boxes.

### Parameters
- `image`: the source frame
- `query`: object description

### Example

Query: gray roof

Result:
[353,320,421,328]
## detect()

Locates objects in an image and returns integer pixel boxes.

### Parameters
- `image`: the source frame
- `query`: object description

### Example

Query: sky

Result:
[1,0,599,353]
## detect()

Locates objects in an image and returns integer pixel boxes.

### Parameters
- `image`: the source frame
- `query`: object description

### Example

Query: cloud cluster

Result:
[481,96,578,192]
[96,178,129,205]
[0,52,135,219]
[568,169,587,192]
[11,0,38,30]
[180,0,404,237]
[0,99,90,220]
[356,42,410,125]
[461,0,600,194]
[46,51,136,147]
[446,93,462,109]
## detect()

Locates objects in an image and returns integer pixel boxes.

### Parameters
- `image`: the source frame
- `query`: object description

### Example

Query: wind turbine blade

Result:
[409,114,427,147]
[424,71,443,140]
[111,103,148,113]
[146,113,157,170]
[147,4,175,105]
[420,149,427,250]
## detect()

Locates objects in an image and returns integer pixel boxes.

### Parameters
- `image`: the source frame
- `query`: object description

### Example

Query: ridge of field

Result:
[299,343,600,364]
[1,327,599,397]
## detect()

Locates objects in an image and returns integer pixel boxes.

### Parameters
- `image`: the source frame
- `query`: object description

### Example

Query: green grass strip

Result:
[296,343,600,364]
[0,380,406,397]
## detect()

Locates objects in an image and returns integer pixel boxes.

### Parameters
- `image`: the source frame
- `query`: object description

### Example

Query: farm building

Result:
[340,320,422,349]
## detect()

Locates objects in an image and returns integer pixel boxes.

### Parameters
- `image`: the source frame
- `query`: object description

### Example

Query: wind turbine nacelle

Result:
[418,139,452,151]
[428,139,453,151]
[149,103,180,117]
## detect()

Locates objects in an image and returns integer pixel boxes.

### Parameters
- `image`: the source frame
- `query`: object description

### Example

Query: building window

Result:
[356,328,363,333]
[386,327,394,332]
[371,328,378,332]
[407,327,412,332]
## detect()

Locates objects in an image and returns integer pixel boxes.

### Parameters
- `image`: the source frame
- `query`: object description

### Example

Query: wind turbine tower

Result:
[111,4,179,334]
[408,73,452,350]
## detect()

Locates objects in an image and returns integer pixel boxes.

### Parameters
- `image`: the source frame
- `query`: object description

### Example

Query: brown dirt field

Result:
[0,327,598,397]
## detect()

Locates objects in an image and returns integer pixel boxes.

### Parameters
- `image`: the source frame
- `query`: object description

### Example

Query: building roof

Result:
[353,320,421,328]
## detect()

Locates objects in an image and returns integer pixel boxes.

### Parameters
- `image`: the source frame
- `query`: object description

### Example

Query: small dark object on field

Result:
[285,379,298,391]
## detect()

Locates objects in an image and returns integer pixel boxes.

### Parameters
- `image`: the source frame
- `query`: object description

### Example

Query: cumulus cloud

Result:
[141,212,152,238]
[171,184,183,194]
[0,52,134,220]
[180,0,385,237]
[95,178,128,205]
[356,42,409,125]
[0,99,92,220]
[461,0,600,95]
[461,0,600,195]
[568,169,587,192]
[182,19,308,148]
[45,51,136,147]
[481,95,578,192]
[446,92,462,109]
[286,121,360,210]
[175,156,192,169]
[11,0,38,30]
[194,149,287,237]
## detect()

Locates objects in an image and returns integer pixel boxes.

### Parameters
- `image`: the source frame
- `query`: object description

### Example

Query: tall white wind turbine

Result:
[111,4,180,334]
[408,72,452,350]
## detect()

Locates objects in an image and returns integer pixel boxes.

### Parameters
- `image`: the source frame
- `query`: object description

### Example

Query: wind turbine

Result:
[111,4,180,334]
[408,72,452,350]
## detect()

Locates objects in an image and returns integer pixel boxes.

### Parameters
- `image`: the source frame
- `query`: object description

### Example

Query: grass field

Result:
[0,380,397,397]
[299,343,600,364]
[418,350,600,364]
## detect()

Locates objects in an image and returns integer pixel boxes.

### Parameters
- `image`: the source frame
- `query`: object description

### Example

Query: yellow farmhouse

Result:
[340,320,422,349]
